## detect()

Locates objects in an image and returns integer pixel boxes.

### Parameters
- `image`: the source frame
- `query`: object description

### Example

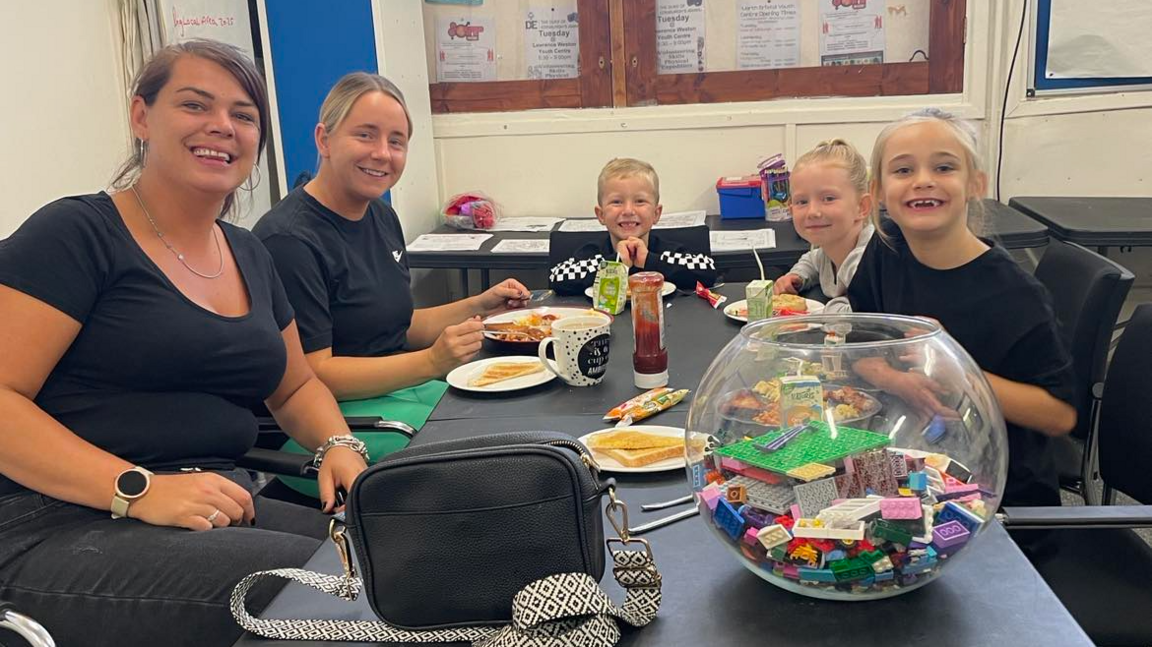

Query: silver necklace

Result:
[130,185,225,279]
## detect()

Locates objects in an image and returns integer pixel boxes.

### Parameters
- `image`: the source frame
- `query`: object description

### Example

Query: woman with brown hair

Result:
[0,40,365,646]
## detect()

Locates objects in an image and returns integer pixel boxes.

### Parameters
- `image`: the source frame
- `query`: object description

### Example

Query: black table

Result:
[236,287,1091,647]
[411,200,1048,292]
[1009,196,1152,254]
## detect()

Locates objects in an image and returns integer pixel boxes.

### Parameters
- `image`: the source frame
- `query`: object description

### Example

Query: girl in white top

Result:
[774,139,875,313]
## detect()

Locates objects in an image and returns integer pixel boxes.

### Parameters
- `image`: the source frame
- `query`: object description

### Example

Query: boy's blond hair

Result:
[597,158,660,205]
[793,138,869,197]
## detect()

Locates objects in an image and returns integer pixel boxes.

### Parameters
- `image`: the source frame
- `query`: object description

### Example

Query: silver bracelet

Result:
[313,435,369,469]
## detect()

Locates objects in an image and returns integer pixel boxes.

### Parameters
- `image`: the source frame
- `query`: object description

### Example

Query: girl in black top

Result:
[0,41,365,647]
[255,73,530,401]
[847,108,1076,509]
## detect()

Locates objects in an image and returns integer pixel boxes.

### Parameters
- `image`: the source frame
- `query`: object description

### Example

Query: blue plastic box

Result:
[716,176,765,220]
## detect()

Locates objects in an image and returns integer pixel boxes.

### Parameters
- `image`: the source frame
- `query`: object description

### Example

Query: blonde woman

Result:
[0,40,367,646]
[254,74,528,450]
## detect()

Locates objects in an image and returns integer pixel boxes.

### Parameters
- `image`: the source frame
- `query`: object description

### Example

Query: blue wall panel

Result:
[264,0,378,189]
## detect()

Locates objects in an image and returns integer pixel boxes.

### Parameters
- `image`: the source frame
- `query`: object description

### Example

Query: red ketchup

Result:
[629,272,669,388]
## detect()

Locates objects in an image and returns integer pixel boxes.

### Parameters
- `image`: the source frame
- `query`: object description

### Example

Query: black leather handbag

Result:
[232,432,663,646]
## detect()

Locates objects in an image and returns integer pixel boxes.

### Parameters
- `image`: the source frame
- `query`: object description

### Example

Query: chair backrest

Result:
[1033,239,1134,441]
[548,225,712,269]
[1097,303,1152,504]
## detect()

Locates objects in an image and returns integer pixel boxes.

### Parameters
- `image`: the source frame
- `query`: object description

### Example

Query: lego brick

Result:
[924,466,946,494]
[835,472,864,498]
[756,523,793,551]
[945,460,973,483]
[870,519,913,546]
[944,482,980,495]
[782,564,800,580]
[788,544,822,568]
[743,527,761,545]
[690,463,705,489]
[912,504,936,544]
[932,520,971,550]
[739,505,774,528]
[880,497,924,520]
[699,483,723,511]
[714,422,890,476]
[793,477,841,518]
[851,448,900,497]
[798,567,838,583]
[887,450,910,479]
[938,501,984,534]
[816,497,882,525]
[769,545,788,562]
[907,471,928,491]
[726,476,796,514]
[726,484,747,505]
[792,518,866,541]
[826,549,847,562]
[786,462,837,482]
[871,555,894,573]
[874,569,895,582]
[714,499,745,541]
[719,457,784,483]
[830,557,873,582]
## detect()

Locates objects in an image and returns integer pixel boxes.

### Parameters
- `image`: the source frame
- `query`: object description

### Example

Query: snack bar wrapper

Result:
[604,387,671,421]
[615,388,690,427]
[695,281,727,309]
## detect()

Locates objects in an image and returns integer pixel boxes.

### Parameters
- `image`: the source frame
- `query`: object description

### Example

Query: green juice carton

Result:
[592,260,628,315]
[780,375,824,427]
[745,279,774,322]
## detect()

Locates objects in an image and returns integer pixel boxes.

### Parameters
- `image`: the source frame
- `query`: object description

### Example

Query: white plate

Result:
[584,281,676,300]
[578,425,688,473]
[481,307,606,344]
[446,356,556,393]
[723,298,825,323]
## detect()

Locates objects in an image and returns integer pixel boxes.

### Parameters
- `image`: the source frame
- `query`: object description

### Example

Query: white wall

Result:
[0,0,129,237]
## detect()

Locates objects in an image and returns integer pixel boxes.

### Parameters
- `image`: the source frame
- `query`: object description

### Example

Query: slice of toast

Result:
[596,445,684,468]
[587,430,683,451]
[469,361,545,387]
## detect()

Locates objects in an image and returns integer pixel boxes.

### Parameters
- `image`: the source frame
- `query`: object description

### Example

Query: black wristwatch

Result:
[111,466,153,519]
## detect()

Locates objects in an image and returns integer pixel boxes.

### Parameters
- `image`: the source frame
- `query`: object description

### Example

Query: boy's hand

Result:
[616,237,648,269]
[774,273,802,295]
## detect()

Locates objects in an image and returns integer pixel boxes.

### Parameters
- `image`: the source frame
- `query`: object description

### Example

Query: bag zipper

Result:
[545,438,601,476]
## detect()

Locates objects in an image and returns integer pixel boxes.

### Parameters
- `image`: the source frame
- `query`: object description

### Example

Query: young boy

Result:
[550,158,717,295]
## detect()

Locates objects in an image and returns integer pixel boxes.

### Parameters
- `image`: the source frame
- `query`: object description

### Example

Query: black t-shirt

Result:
[549,232,718,296]
[0,193,294,497]
[848,221,1076,507]
[253,188,413,357]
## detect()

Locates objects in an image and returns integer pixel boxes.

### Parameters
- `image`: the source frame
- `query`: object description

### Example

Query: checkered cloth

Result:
[659,250,715,270]
[550,253,605,284]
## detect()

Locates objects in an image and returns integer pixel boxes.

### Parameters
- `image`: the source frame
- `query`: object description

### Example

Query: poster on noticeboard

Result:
[525,3,580,80]
[736,0,801,71]
[819,0,884,66]
[436,16,497,82]
[656,0,706,74]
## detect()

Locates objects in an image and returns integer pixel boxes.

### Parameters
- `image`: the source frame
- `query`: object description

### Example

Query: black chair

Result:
[238,416,416,484]
[1002,304,1152,646]
[1032,239,1133,502]
[547,225,713,290]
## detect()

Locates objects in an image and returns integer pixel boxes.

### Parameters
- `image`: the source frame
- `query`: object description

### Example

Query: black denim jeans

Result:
[0,472,328,647]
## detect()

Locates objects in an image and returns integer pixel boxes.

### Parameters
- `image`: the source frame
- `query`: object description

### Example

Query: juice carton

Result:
[745,279,774,322]
[780,375,824,427]
[592,260,628,315]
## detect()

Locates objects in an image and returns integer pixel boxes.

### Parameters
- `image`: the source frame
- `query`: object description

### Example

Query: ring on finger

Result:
[206,509,221,524]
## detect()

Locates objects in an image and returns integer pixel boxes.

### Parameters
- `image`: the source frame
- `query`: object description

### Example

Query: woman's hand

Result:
[474,279,530,316]
[130,472,255,531]
[774,273,802,295]
[318,446,368,513]
[427,317,484,375]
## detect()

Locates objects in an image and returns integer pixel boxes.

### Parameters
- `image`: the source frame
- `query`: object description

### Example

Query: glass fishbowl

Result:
[685,314,1008,600]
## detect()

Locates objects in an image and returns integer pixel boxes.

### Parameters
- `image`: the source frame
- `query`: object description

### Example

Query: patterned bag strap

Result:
[231,493,661,646]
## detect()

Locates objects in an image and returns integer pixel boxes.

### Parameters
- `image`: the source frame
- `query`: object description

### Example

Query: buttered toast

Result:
[596,445,684,467]
[469,361,545,387]
[586,429,683,451]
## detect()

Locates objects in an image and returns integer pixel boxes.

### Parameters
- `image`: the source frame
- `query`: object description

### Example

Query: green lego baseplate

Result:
[715,421,890,475]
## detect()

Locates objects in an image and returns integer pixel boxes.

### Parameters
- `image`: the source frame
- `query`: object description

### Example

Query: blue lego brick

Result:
[798,567,838,583]
[714,498,745,542]
[907,471,927,491]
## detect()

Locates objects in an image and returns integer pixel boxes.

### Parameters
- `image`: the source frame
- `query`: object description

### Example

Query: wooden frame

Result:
[428,0,966,113]
[429,0,612,114]
[623,0,964,107]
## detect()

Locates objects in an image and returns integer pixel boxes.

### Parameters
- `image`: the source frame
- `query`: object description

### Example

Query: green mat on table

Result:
[278,380,449,498]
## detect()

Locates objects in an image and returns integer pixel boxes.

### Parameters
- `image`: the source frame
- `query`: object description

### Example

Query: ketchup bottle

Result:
[629,271,669,388]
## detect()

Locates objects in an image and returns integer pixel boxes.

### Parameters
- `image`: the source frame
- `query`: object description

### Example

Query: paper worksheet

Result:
[558,218,607,233]
[709,229,776,252]
[436,16,497,82]
[653,210,707,229]
[491,239,550,254]
[406,233,492,252]
[486,217,563,232]
[819,0,884,66]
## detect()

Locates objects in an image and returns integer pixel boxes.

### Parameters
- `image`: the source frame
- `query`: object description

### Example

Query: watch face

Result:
[117,469,149,497]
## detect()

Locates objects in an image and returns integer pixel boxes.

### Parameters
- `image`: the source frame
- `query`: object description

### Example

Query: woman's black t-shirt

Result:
[253,187,413,357]
[0,193,293,497]
[848,220,1076,507]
